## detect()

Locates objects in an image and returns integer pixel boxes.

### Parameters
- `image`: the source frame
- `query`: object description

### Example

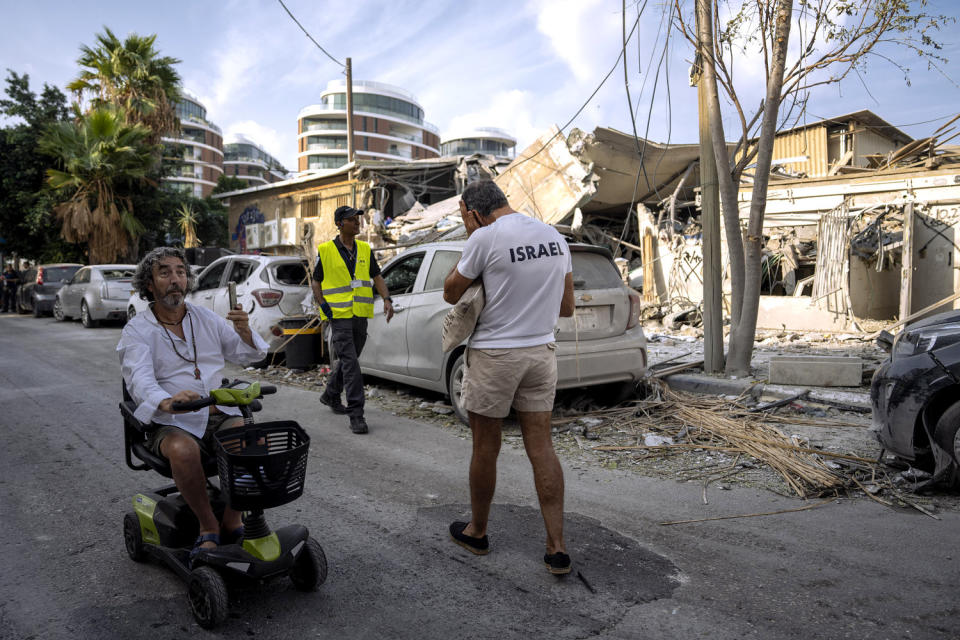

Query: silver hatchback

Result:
[352,241,647,423]
[54,264,136,327]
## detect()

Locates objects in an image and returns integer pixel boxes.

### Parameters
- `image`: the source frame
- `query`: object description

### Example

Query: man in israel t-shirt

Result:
[443,179,576,576]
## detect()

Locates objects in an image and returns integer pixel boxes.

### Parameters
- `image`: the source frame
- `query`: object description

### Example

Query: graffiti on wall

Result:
[233,205,265,253]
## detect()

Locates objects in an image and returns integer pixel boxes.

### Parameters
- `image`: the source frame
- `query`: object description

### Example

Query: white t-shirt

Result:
[457,212,572,348]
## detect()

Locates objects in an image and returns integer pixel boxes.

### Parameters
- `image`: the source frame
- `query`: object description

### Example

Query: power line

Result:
[500,12,642,177]
[277,0,345,69]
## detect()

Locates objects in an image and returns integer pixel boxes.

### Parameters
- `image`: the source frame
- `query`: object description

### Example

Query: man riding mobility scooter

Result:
[120,379,327,628]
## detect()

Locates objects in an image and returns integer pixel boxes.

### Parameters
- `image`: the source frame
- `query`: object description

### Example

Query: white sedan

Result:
[127,255,311,354]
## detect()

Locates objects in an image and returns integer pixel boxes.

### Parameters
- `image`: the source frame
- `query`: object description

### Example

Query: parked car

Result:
[871,309,960,486]
[17,263,83,317]
[345,240,647,424]
[127,254,311,355]
[54,264,136,327]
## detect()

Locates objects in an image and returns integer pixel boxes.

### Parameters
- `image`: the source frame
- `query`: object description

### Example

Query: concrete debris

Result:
[643,434,674,447]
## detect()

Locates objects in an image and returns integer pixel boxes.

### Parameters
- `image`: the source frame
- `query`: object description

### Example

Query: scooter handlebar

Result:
[170,396,217,412]
[169,384,277,412]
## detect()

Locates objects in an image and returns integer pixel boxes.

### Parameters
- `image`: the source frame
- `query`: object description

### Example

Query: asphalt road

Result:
[1,313,958,639]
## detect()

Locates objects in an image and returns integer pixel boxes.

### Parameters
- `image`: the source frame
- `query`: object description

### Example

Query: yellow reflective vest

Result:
[317,239,374,318]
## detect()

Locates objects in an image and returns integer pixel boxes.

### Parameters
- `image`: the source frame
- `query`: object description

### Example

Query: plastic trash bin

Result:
[280,317,322,369]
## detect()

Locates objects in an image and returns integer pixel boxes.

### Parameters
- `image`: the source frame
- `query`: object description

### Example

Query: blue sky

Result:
[3,0,960,172]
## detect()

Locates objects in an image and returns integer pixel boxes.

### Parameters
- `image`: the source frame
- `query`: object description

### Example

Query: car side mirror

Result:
[876,330,894,353]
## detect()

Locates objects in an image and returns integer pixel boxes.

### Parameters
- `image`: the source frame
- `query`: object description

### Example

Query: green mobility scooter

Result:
[120,379,327,628]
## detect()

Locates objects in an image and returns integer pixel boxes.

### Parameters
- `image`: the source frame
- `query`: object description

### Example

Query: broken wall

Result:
[909,204,960,316]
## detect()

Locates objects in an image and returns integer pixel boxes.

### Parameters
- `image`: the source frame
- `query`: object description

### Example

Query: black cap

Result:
[334,206,362,224]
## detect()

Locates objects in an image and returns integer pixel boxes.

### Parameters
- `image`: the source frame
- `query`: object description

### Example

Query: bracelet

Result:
[384,296,393,303]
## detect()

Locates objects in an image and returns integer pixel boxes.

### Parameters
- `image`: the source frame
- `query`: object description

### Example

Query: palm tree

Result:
[39,106,158,263]
[177,204,198,248]
[67,27,181,144]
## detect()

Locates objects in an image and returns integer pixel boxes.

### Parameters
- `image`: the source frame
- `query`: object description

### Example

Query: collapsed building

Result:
[215,109,960,333]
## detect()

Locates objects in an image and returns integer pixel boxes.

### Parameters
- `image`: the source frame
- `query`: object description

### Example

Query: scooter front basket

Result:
[214,421,310,511]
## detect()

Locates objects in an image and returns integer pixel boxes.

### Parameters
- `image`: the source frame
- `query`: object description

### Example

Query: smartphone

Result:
[228,281,237,310]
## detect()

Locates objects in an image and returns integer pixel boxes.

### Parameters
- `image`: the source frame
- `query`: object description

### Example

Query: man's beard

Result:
[157,288,184,307]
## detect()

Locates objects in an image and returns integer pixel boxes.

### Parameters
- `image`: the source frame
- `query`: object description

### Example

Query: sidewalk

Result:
[661,372,873,411]
[645,324,880,412]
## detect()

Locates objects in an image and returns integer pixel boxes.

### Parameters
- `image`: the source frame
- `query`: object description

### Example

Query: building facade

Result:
[440,126,516,160]
[768,110,912,178]
[297,80,441,173]
[163,92,224,198]
[223,134,290,187]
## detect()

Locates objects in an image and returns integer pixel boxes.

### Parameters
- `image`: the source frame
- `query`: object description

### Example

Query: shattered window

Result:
[272,262,309,286]
[383,253,425,296]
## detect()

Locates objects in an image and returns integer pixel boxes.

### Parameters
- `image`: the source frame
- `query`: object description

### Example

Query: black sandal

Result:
[449,521,489,555]
[189,532,220,567]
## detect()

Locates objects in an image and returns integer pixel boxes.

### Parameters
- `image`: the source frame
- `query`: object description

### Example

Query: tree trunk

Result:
[725,0,792,376]
[700,1,744,331]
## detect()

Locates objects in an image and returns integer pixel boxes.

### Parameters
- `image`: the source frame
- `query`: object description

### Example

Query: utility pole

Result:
[696,0,724,373]
[345,57,355,164]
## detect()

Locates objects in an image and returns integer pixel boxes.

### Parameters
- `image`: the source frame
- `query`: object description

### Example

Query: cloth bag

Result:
[441,281,485,352]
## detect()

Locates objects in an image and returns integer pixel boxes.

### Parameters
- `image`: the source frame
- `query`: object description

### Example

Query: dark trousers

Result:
[324,317,368,417]
[1,288,15,312]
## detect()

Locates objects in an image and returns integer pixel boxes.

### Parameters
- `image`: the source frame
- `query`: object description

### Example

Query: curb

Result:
[661,372,872,411]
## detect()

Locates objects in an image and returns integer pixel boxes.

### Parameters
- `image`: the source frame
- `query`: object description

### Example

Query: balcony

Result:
[180,114,221,134]
[304,121,346,131]
[389,129,423,144]
[308,142,348,151]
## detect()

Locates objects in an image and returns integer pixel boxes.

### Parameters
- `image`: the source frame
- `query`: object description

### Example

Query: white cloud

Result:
[444,89,541,150]
[532,0,621,83]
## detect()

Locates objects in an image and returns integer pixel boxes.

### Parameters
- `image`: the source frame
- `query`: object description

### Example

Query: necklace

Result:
[158,310,201,380]
[150,303,185,326]
[340,237,357,260]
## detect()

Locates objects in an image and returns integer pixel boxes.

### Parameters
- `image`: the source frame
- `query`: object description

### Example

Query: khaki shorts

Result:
[146,412,244,457]
[461,343,558,418]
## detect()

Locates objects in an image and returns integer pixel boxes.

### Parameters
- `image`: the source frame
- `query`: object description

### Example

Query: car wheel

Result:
[187,566,229,629]
[446,352,469,426]
[32,296,42,318]
[52,298,64,321]
[933,401,960,485]
[289,537,328,591]
[80,301,99,328]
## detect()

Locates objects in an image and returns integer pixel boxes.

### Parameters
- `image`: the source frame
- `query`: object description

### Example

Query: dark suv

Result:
[18,263,82,317]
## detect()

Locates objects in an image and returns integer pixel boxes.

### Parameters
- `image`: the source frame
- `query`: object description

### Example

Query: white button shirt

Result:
[117,302,269,438]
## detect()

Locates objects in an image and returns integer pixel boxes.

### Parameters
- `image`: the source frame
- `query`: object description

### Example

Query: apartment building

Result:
[440,126,516,160]
[223,133,289,187]
[297,79,441,172]
[163,92,223,198]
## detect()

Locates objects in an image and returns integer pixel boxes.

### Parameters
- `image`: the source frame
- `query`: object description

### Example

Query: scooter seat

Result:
[121,397,218,479]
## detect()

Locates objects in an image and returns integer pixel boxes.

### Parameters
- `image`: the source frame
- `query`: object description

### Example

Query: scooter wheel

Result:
[123,512,146,562]
[290,537,328,591]
[188,566,229,629]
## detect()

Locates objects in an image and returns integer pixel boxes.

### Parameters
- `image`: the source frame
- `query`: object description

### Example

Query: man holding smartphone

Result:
[443,180,576,575]
[312,206,394,434]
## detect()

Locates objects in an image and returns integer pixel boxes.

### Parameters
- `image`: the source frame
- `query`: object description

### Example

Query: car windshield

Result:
[571,252,622,289]
[44,266,79,282]
[100,269,134,280]
[272,262,308,286]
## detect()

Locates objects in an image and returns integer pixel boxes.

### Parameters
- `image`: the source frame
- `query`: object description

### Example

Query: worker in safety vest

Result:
[312,206,394,434]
